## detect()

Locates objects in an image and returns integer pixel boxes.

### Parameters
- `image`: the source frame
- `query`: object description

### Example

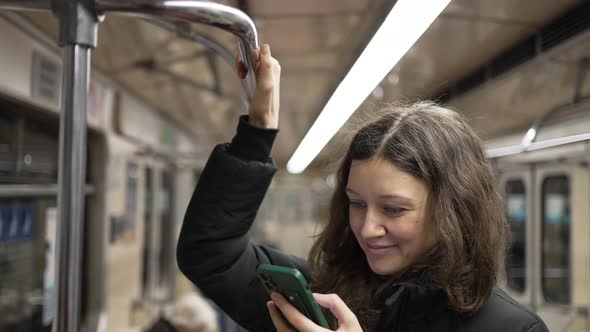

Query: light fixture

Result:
[286,0,452,174]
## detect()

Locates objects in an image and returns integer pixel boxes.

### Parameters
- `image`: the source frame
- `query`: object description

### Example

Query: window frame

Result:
[504,177,528,294]
[498,169,534,306]
[540,173,571,305]
[533,165,574,310]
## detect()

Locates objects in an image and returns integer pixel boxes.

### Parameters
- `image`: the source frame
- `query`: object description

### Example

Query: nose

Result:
[360,207,386,238]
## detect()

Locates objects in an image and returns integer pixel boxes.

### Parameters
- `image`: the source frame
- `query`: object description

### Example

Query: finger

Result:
[313,293,358,326]
[261,43,271,58]
[267,301,296,332]
[271,293,322,332]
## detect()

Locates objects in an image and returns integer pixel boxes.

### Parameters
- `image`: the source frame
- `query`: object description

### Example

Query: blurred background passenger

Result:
[145,294,219,332]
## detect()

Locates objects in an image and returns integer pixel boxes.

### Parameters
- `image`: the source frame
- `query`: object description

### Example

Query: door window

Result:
[504,179,527,293]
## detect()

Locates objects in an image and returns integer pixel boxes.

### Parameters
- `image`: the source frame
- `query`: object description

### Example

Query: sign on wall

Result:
[0,206,33,242]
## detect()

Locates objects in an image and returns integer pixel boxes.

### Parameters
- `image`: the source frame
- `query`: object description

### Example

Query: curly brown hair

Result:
[308,102,509,330]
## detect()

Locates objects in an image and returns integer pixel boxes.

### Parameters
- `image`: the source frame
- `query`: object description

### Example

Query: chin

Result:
[367,260,401,276]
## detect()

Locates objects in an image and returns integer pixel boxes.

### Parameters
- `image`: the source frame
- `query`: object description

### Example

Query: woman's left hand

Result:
[267,292,363,331]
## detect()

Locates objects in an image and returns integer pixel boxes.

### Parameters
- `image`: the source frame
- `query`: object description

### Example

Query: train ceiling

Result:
[19,0,584,172]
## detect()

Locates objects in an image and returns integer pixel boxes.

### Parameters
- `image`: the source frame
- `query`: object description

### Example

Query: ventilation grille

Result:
[439,1,590,102]
[541,2,590,51]
[31,50,61,105]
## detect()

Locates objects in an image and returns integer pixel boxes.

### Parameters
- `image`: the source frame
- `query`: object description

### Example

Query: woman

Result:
[177,44,548,331]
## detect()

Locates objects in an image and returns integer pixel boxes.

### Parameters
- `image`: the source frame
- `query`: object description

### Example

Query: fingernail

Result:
[270,292,278,301]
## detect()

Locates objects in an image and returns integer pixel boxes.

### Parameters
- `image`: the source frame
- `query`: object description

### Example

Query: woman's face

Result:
[347,158,436,276]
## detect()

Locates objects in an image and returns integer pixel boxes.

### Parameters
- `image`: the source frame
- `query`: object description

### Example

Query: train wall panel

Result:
[117,93,199,155]
[0,18,60,110]
[571,165,590,306]
[0,17,118,133]
[118,94,162,148]
[535,112,590,141]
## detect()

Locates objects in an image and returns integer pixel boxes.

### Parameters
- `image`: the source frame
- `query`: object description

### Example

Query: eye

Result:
[383,206,406,216]
[349,200,366,208]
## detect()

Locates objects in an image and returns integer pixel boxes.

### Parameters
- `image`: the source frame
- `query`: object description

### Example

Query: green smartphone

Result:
[257,264,330,329]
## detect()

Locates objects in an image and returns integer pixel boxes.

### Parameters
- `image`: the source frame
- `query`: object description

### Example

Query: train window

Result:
[0,198,56,332]
[0,112,16,177]
[541,175,571,304]
[22,118,59,180]
[0,113,58,184]
[505,179,526,293]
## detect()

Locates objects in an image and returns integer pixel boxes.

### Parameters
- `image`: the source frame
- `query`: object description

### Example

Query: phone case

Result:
[257,264,330,328]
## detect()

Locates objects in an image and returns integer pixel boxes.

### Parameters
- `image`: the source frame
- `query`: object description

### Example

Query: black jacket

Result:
[177,116,549,332]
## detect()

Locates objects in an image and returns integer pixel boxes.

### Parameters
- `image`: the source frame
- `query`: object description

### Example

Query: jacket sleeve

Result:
[525,321,549,332]
[177,116,310,331]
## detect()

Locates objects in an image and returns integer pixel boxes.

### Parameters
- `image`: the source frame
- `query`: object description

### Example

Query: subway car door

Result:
[533,163,590,332]
[498,168,535,310]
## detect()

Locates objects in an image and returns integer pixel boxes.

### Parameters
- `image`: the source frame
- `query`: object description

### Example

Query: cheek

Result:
[391,222,420,243]
[392,216,431,249]
[348,209,362,236]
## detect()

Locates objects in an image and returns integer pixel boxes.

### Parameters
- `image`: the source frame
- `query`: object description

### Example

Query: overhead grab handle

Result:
[96,0,259,99]
[146,18,250,107]
[0,0,51,11]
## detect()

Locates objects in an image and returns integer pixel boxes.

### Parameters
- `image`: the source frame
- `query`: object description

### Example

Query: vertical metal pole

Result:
[51,1,99,331]
[54,44,91,332]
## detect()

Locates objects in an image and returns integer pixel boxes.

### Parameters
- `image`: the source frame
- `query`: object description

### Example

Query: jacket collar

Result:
[376,282,449,329]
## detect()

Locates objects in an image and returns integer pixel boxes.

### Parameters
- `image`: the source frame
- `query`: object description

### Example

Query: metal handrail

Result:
[0,184,96,196]
[487,132,590,158]
[96,0,259,99]
[146,18,252,102]
[489,59,590,159]
[0,0,50,11]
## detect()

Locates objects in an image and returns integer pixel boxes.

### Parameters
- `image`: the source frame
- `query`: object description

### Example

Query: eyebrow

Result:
[345,188,414,205]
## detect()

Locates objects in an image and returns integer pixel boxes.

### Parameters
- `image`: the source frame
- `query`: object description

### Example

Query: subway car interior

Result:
[0,0,589,331]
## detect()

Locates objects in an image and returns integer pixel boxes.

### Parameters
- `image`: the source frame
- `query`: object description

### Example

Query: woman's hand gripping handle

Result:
[237,44,281,129]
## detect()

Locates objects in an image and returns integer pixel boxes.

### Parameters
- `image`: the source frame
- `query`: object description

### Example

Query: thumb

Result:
[313,293,359,328]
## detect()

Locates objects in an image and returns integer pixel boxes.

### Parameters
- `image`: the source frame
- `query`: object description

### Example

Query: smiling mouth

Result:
[364,243,398,255]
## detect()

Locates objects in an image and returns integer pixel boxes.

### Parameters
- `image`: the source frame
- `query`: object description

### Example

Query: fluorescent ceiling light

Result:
[286,0,452,174]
